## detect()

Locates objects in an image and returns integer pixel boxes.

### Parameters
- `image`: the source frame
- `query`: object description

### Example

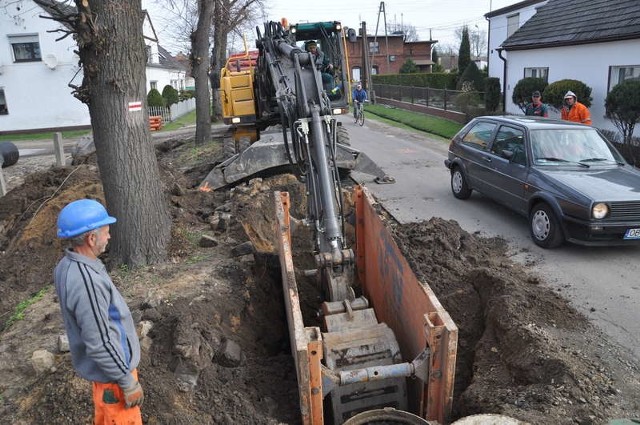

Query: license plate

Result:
[624,228,640,239]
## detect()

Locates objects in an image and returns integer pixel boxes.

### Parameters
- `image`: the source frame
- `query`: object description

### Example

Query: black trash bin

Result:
[0,141,19,168]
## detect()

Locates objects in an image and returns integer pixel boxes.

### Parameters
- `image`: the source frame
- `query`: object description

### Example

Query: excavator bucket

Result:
[200,132,394,191]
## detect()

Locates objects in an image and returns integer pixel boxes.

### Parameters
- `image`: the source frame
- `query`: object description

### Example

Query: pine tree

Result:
[458,26,471,77]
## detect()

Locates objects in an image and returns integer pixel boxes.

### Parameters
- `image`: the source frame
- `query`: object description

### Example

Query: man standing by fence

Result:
[561,91,591,125]
[525,91,549,117]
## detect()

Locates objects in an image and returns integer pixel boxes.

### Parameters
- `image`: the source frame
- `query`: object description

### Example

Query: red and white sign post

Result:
[128,101,142,112]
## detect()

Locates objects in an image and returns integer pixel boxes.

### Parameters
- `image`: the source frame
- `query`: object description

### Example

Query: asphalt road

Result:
[342,115,640,360]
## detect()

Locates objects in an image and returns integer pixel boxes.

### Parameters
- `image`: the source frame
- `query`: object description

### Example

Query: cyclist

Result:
[352,82,368,119]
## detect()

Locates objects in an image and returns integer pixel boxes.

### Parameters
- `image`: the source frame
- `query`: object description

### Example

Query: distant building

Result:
[345,32,436,83]
[0,0,188,133]
[438,53,458,73]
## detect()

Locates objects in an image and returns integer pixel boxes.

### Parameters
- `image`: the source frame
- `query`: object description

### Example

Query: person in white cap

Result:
[561,91,591,125]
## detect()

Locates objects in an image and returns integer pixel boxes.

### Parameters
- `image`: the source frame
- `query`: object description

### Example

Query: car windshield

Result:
[530,128,622,166]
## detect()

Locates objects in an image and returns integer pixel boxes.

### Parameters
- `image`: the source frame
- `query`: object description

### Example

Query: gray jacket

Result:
[54,249,140,389]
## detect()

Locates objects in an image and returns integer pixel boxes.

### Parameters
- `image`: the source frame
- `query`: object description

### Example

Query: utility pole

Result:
[360,22,375,103]
[361,21,373,101]
[373,1,390,74]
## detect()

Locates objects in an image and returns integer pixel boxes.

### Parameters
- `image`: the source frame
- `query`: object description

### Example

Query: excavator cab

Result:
[288,21,349,104]
[204,20,394,192]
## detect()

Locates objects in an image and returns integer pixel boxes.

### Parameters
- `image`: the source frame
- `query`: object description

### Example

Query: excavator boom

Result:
[202,19,457,424]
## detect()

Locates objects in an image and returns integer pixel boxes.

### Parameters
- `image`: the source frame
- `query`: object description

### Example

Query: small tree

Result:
[455,90,483,121]
[458,26,471,77]
[147,88,165,107]
[544,79,592,110]
[432,48,444,72]
[605,80,640,160]
[511,78,547,113]
[456,61,483,92]
[399,58,419,74]
[179,89,195,101]
[432,48,439,65]
[162,85,180,107]
[485,77,501,113]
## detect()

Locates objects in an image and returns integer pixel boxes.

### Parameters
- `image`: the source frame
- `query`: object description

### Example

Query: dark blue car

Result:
[444,116,640,248]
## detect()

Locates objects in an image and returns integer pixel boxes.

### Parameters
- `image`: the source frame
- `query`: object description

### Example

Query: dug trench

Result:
[0,136,639,424]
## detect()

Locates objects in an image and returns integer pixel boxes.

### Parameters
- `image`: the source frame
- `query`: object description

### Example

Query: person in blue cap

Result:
[54,199,144,425]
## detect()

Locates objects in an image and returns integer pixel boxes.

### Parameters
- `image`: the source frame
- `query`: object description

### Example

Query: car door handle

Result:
[482,156,492,163]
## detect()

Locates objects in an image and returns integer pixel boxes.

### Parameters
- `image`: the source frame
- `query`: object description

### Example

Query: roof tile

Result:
[502,0,640,50]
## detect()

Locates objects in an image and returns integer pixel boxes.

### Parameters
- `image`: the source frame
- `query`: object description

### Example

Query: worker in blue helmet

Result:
[54,199,144,424]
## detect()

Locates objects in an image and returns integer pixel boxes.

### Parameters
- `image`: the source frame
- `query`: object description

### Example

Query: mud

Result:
[0,137,639,424]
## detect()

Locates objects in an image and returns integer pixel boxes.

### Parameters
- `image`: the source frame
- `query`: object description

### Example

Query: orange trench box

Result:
[274,186,458,425]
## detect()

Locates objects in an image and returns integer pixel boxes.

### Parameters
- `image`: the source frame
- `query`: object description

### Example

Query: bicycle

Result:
[354,100,366,126]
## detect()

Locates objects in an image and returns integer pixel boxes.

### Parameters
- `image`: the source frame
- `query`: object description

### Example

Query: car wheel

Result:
[529,203,564,248]
[451,167,472,199]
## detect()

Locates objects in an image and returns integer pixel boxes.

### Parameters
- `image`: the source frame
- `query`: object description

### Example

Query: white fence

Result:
[148,98,196,123]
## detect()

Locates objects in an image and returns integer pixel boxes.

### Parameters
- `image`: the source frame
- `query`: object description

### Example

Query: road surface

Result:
[343,115,640,360]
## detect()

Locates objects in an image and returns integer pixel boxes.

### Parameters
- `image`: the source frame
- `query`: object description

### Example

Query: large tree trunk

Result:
[192,0,214,145]
[75,0,171,267]
[211,2,227,121]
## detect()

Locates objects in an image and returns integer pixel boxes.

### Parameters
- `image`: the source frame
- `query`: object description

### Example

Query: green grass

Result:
[0,110,196,141]
[365,104,464,139]
[3,287,49,330]
[161,110,197,132]
[0,129,91,142]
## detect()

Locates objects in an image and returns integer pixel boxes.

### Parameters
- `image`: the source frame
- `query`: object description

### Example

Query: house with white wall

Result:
[485,0,548,87]
[487,0,640,135]
[0,0,188,133]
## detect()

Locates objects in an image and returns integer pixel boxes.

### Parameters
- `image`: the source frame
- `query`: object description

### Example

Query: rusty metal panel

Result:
[353,186,458,424]
[307,333,324,425]
[275,191,324,425]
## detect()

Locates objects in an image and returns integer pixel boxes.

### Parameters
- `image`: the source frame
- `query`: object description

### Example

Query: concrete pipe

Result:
[451,414,527,424]
[343,408,434,425]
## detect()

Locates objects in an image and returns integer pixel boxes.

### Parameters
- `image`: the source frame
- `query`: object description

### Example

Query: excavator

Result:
[200,20,458,425]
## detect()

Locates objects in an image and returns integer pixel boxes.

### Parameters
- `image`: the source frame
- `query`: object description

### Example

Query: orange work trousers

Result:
[92,369,142,425]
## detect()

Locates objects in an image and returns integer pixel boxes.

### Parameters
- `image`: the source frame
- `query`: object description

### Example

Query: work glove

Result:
[122,381,144,408]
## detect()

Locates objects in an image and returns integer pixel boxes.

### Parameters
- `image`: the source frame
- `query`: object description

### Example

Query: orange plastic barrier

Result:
[149,115,163,131]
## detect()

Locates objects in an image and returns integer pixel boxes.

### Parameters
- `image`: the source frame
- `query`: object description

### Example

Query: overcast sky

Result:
[144,0,519,54]
[262,0,517,48]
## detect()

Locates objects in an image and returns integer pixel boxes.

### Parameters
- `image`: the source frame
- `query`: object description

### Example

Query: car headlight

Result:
[592,203,608,219]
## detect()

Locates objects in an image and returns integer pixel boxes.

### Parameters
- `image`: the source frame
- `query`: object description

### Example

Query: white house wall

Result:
[146,66,186,93]
[0,3,89,132]
[504,39,640,135]
[0,0,187,133]
[487,2,547,86]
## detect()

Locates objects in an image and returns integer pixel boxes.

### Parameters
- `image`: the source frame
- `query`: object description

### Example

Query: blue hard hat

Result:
[57,199,116,239]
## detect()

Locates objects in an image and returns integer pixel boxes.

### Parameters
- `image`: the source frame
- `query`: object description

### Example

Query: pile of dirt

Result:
[0,136,639,424]
[0,165,103,326]
[391,220,640,423]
